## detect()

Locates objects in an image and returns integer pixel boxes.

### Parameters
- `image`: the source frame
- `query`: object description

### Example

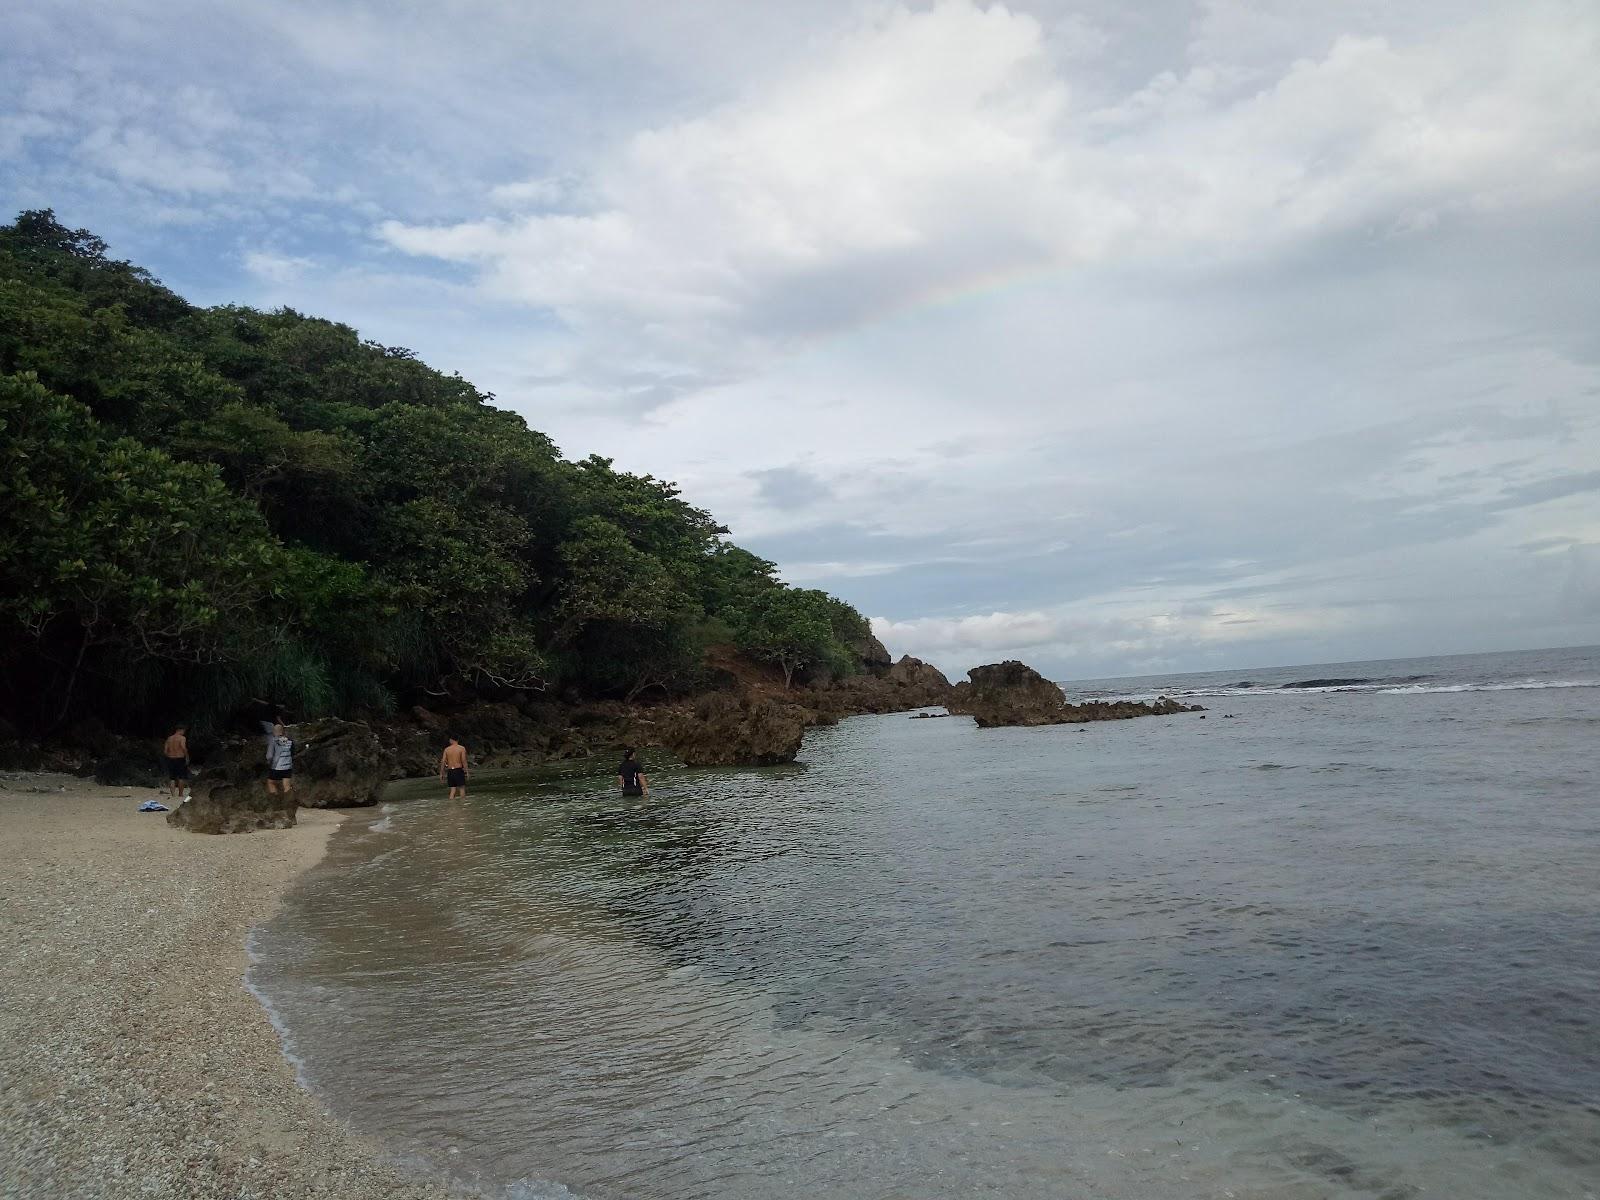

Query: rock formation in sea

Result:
[949,660,1203,728]
[949,660,1074,727]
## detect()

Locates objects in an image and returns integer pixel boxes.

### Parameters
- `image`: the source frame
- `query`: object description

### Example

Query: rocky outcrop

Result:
[193,718,395,808]
[853,631,894,672]
[659,695,809,766]
[884,655,952,697]
[799,656,956,721]
[167,787,296,834]
[291,718,394,806]
[1067,696,1201,719]
[950,660,1205,728]
[950,660,1070,727]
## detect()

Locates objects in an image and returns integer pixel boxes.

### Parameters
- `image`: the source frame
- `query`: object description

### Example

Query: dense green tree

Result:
[0,209,875,732]
[736,588,839,688]
[0,373,280,727]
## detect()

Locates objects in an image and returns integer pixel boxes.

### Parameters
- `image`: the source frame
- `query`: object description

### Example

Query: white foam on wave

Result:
[1124,678,1600,700]
[1377,679,1600,694]
[243,926,313,1090]
[368,801,400,832]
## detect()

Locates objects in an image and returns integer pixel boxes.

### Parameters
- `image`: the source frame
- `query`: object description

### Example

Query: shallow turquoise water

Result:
[254,647,1600,1199]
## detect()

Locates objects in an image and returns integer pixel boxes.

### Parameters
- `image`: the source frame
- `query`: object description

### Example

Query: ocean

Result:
[251,644,1600,1199]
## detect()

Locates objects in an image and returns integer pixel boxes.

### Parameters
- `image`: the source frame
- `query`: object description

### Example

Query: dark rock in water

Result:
[660,694,808,766]
[167,787,296,834]
[1281,678,1370,689]
[92,755,163,788]
[909,712,949,719]
[951,661,1204,727]
[950,661,1071,728]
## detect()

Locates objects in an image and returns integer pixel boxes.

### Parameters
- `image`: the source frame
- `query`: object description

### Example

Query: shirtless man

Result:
[162,724,190,802]
[439,736,469,800]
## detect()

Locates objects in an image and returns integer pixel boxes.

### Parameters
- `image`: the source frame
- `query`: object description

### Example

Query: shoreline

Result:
[0,773,462,1199]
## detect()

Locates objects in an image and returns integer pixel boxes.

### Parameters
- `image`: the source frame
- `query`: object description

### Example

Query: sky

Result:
[4,0,1599,680]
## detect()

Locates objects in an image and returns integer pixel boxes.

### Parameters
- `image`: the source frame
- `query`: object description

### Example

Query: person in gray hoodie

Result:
[265,722,295,796]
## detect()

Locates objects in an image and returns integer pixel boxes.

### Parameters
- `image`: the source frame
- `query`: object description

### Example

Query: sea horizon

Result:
[1055,639,1600,687]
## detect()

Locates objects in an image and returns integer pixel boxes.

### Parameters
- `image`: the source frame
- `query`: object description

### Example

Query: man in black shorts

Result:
[161,724,190,802]
[439,735,469,800]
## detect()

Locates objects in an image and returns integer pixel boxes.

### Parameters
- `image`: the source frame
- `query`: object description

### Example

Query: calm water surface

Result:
[253,646,1600,1199]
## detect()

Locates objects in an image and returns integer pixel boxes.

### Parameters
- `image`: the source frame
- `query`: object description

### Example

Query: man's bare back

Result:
[439,737,469,798]
[163,731,187,758]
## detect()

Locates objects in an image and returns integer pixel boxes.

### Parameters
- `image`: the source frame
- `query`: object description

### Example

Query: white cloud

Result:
[242,249,316,283]
[0,113,55,160]
[380,0,1600,381]
[78,125,235,194]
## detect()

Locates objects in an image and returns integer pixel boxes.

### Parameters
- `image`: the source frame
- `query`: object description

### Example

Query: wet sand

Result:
[0,773,462,1199]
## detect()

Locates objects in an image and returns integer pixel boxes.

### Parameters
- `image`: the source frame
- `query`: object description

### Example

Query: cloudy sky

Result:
[5,0,1599,678]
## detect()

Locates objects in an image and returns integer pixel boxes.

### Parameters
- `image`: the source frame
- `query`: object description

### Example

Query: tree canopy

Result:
[0,209,871,734]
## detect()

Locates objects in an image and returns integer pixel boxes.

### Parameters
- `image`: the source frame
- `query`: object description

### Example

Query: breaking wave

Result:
[1150,678,1600,699]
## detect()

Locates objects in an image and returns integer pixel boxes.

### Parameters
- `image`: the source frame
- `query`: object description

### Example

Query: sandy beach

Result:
[0,774,460,1199]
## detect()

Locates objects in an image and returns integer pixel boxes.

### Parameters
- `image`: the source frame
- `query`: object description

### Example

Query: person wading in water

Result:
[617,748,648,798]
[162,724,190,803]
[265,723,294,797]
[439,735,469,800]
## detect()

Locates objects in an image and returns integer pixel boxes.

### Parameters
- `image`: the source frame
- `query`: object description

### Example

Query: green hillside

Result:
[0,210,869,735]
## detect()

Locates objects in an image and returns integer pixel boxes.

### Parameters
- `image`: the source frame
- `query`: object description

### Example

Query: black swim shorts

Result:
[166,757,189,781]
[446,767,466,787]
[268,768,293,781]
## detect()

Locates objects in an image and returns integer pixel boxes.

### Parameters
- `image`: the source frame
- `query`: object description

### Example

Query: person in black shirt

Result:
[617,748,648,798]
